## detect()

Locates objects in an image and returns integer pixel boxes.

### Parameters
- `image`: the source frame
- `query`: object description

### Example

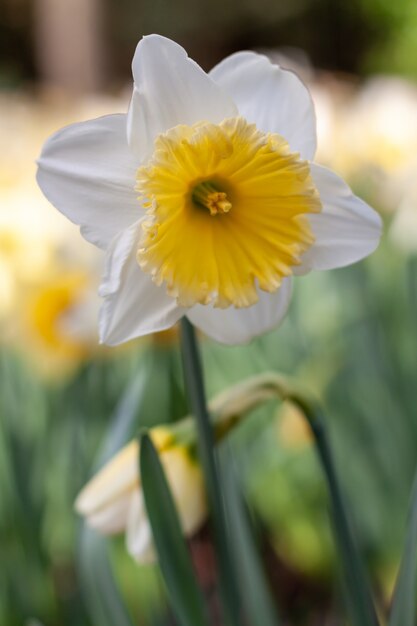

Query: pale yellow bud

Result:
[75,428,207,564]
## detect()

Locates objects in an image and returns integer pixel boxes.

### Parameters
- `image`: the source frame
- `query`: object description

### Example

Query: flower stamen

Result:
[192,180,232,216]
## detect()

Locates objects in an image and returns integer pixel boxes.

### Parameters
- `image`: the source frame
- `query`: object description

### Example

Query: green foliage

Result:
[295,399,379,626]
[140,433,209,626]
[360,0,417,77]
[78,528,135,626]
[0,340,186,625]
[389,469,417,626]
[221,453,281,626]
[3,232,417,624]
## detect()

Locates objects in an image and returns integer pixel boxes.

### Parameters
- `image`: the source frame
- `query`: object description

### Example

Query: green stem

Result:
[206,370,379,626]
[289,393,380,626]
[180,318,241,626]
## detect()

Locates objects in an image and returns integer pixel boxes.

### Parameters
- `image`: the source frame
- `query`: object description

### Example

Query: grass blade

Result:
[389,468,417,626]
[77,359,152,626]
[79,526,135,626]
[291,393,379,626]
[140,433,209,626]
[221,452,282,626]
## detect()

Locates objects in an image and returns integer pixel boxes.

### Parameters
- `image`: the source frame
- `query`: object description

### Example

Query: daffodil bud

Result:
[75,372,316,564]
[75,426,206,563]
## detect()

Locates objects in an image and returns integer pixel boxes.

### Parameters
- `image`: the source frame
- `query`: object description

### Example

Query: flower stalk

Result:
[176,358,380,626]
[235,372,380,626]
[180,317,241,626]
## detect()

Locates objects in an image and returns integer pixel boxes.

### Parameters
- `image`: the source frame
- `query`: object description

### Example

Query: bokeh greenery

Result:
[2,225,417,624]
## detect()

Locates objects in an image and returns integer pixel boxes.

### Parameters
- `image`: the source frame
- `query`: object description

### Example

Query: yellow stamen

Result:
[192,181,232,216]
[136,117,321,308]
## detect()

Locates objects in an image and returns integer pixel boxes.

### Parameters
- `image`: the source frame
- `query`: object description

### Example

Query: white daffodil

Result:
[37,35,382,345]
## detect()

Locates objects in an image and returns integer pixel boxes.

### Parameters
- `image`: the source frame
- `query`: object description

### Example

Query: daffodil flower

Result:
[37,35,382,345]
[23,270,100,376]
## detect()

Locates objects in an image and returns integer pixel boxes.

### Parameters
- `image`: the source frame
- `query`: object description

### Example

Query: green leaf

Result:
[97,365,150,464]
[77,360,151,626]
[221,453,282,626]
[78,526,135,626]
[140,433,209,626]
[291,393,380,626]
[99,340,187,465]
[389,469,417,626]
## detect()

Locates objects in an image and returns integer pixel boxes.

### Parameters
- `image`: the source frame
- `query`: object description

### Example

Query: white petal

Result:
[210,51,317,160]
[75,441,138,516]
[86,492,132,535]
[37,114,140,249]
[127,34,237,161]
[187,278,292,345]
[297,164,382,273]
[126,491,156,564]
[99,220,184,345]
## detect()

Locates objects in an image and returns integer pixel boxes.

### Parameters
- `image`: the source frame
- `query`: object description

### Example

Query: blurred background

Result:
[1,0,417,624]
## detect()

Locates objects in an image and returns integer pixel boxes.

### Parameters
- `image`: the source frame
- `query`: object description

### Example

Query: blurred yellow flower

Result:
[9,265,102,378]
[76,427,207,563]
[0,90,131,376]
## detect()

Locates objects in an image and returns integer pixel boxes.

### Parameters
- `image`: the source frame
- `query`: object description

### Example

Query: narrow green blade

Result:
[79,526,135,626]
[221,453,282,626]
[140,433,209,626]
[389,469,417,626]
[77,346,184,626]
[77,363,150,626]
[98,364,150,463]
[292,394,379,626]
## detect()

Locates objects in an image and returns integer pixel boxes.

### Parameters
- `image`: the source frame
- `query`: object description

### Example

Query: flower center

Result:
[136,117,321,308]
[191,180,232,216]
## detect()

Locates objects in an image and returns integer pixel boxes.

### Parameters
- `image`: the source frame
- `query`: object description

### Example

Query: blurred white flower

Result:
[342,77,417,174]
[389,159,417,254]
[37,35,381,346]
[76,428,206,563]
[325,76,417,214]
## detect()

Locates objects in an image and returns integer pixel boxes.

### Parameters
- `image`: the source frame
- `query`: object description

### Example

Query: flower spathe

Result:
[37,35,382,345]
